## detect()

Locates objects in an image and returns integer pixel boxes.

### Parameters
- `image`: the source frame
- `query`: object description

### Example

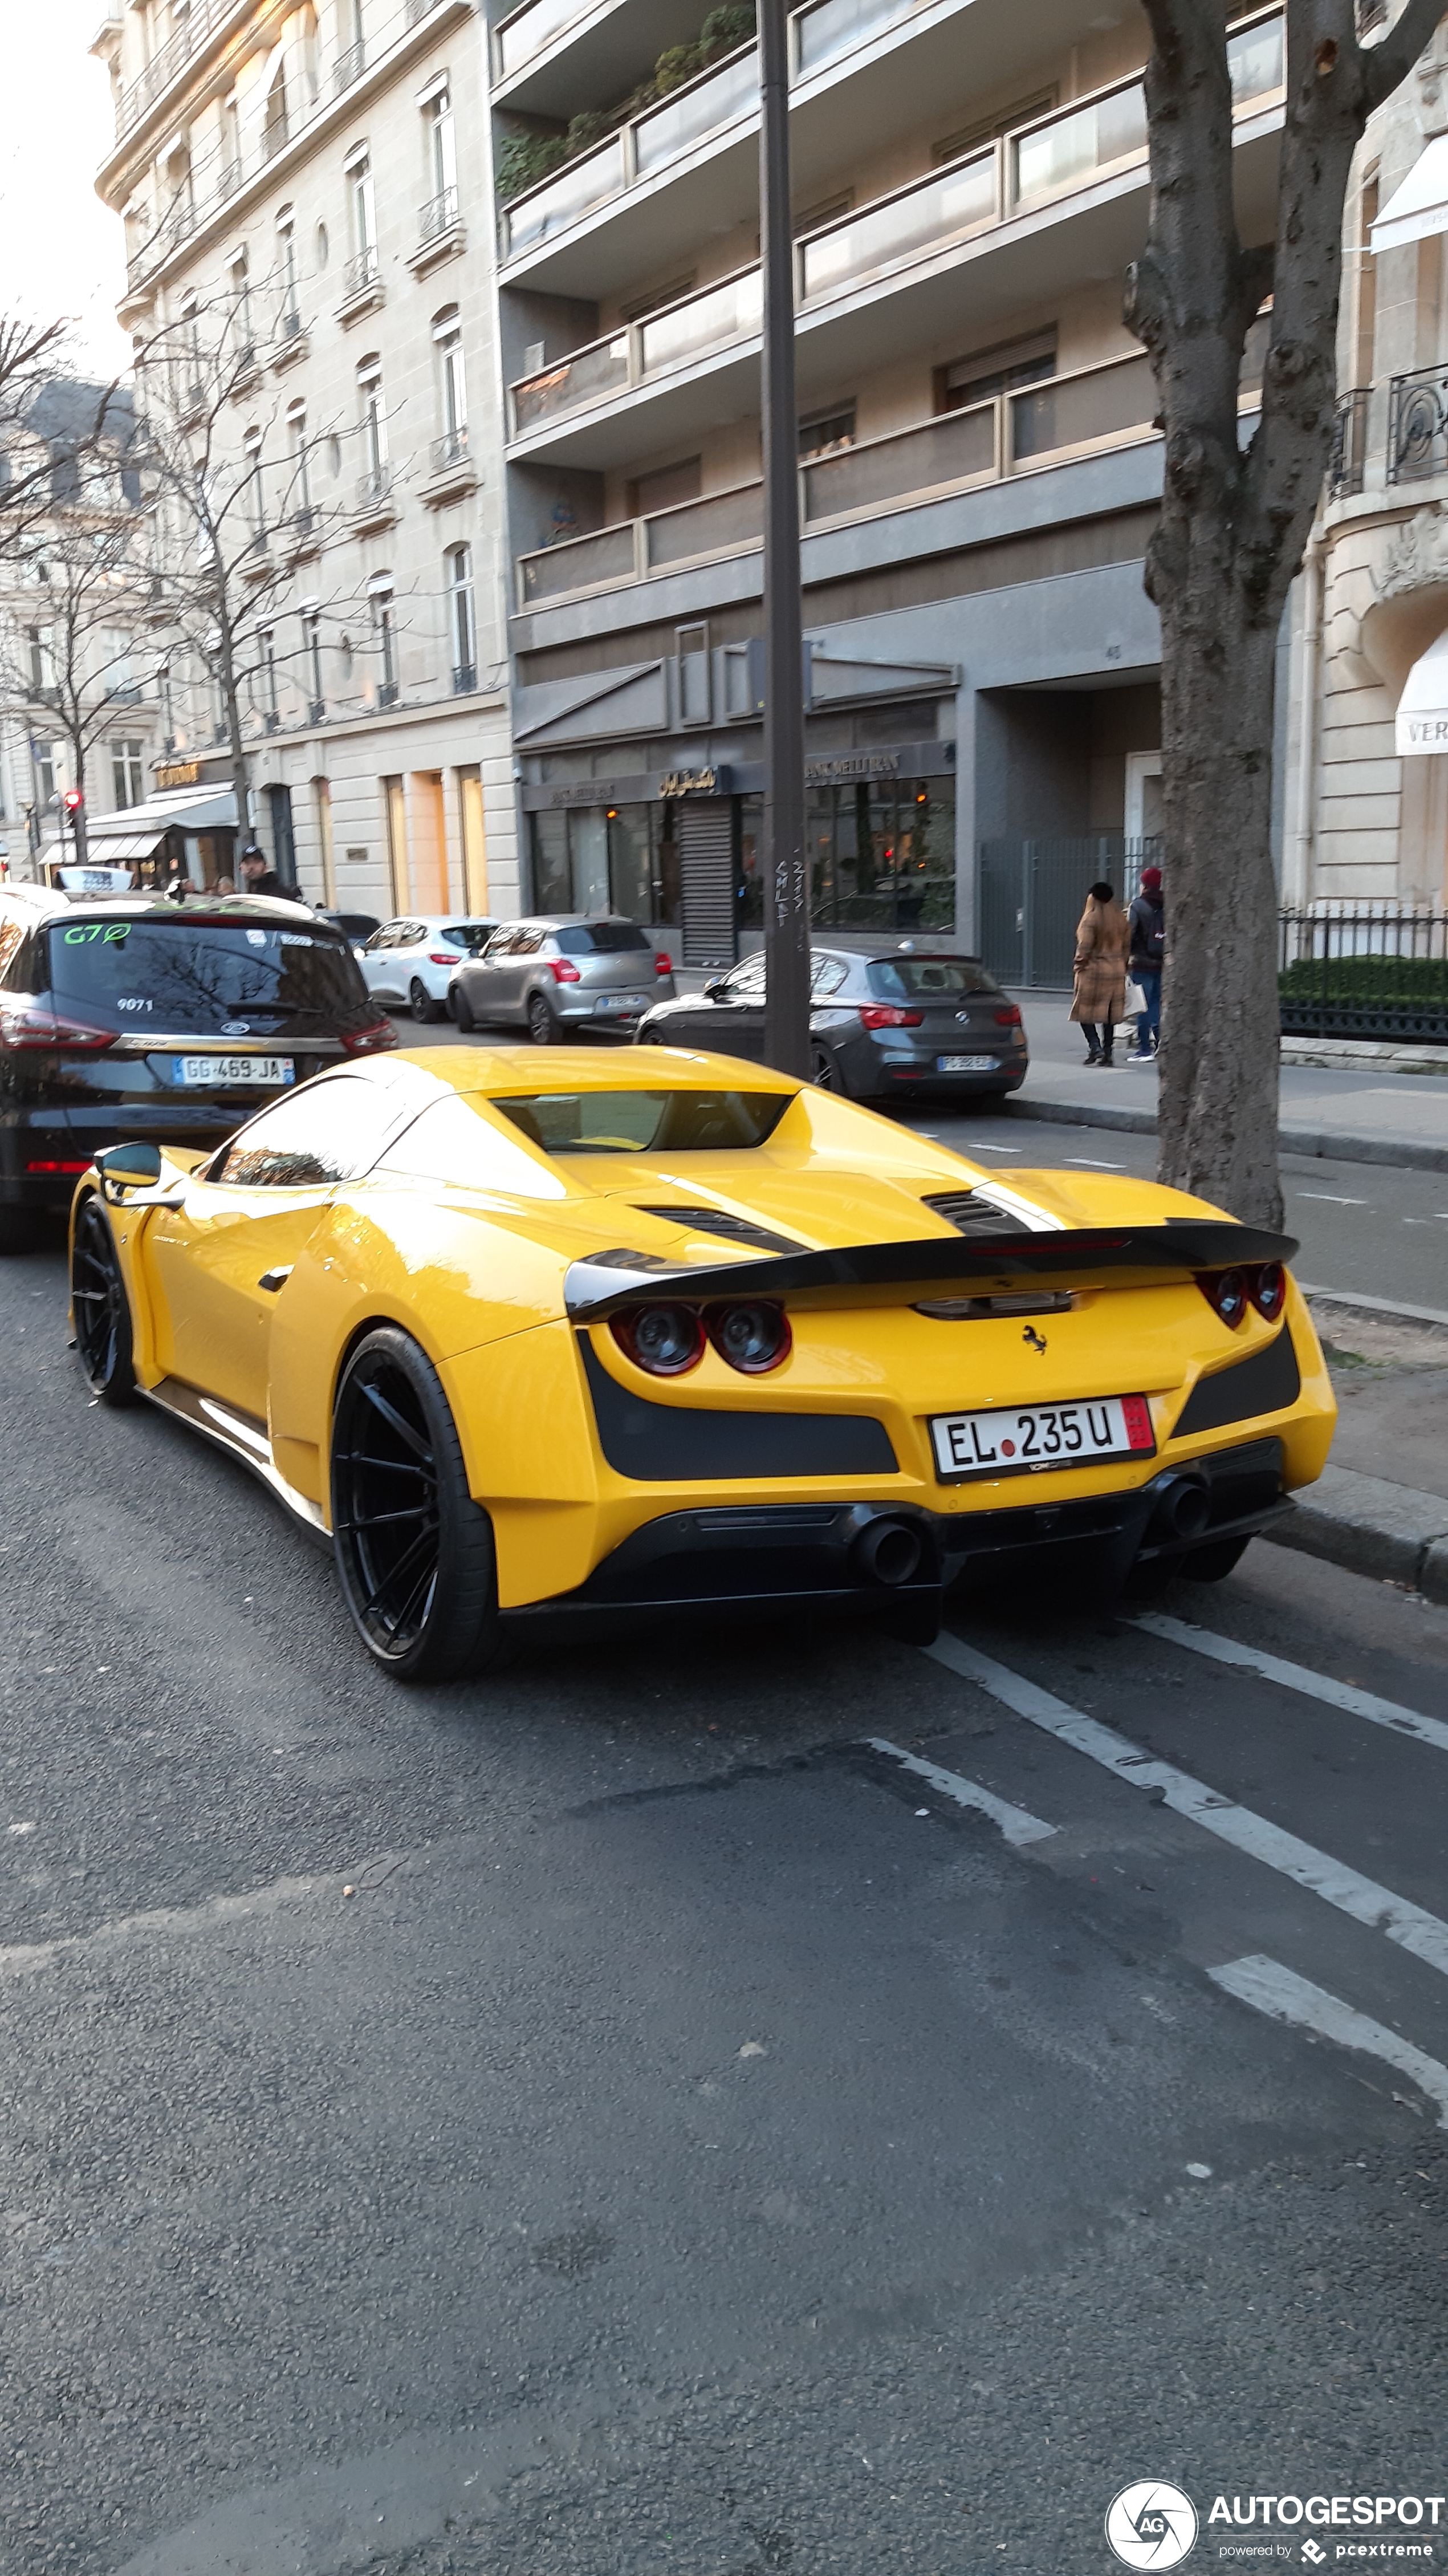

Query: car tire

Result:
[526,992,558,1046]
[409,977,442,1026]
[70,1195,136,1405]
[331,1326,507,1683]
[449,983,474,1030]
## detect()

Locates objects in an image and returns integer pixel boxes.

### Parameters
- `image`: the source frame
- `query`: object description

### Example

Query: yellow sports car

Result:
[69,1046,1334,1680]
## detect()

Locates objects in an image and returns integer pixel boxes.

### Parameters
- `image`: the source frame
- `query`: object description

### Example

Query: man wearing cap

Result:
[1126,864,1165,1062]
[239,844,286,899]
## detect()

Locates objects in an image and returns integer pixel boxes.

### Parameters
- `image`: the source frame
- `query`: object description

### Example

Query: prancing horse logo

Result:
[1022,1325,1048,1355]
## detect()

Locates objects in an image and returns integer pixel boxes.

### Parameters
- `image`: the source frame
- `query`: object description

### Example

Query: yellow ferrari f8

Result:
[69,1046,1335,1680]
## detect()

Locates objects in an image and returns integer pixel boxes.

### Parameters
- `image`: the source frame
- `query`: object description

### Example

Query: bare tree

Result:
[1129,0,1443,1225]
[0,319,119,567]
[131,289,356,843]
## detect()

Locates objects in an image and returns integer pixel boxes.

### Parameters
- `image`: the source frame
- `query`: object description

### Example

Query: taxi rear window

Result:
[46,917,368,1033]
[494,1090,791,1153]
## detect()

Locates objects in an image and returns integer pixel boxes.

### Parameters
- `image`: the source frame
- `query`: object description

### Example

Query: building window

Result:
[446,543,475,692]
[345,143,378,286]
[357,354,388,489]
[180,296,204,410]
[26,625,48,694]
[33,741,56,807]
[287,399,312,526]
[303,606,324,721]
[112,740,146,807]
[937,330,1056,415]
[229,250,254,364]
[798,404,856,460]
[243,425,265,547]
[222,91,242,189]
[264,62,289,159]
[421,78,457,235]
[275,207,300,334]
[369,573,397,706]
[259,626,279,731]
[433,306,466,459]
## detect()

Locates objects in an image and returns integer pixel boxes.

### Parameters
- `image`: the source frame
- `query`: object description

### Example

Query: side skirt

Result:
[141,1376,333,1552]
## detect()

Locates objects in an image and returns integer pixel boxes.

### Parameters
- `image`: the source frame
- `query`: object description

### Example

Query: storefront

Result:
[520,741,957,966]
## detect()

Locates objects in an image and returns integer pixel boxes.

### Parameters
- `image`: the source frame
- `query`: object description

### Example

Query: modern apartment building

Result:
[92,0,518,920]
[1283,23,1448,909]
[489,0,1287,966]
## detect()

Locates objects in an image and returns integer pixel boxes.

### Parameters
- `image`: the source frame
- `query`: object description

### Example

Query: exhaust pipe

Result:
[1152,1474,1212,1543]
[849,1516,924,1589]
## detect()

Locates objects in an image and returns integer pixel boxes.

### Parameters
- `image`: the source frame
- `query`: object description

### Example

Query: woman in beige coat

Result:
[1069,879,1130,1066]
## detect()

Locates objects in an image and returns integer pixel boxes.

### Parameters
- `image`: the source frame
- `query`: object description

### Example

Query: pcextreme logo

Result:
[1105,2482,1201,2568]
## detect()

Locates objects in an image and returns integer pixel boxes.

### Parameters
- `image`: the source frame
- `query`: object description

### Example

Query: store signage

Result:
[156,760,202,788]
[657,767,729,798]
[804,751,901,783]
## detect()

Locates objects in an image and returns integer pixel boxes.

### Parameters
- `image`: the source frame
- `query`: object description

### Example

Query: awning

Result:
[87,787,238,842]
[75,829,168,863]
[1371,137,1448,252]
[1396,628,1448,754]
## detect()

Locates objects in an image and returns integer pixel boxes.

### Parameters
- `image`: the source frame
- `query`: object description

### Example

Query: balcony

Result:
[333,38,365,92]
[113,0,245,142]
[452,662,478,693]
[422,425,479,504]
[515,349,1158,604]
[506,9,1282,452]
[1388,367,1448,486]
[351,465,397,531]
[409,185,466,277]
[501,41,758,263]
[336,246,384,324]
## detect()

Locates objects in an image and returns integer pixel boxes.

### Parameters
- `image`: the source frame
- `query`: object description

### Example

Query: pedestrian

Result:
[211,873,235,895]
[1069,879,1130,1067]
[239,844,285,898]
[1126,864,1165,1062]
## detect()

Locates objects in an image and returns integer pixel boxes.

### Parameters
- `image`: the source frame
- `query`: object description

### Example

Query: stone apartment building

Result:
[92,0,519,921]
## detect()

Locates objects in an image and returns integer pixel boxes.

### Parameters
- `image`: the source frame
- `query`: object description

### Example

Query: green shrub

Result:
[653,43,701,92]
[494,131,568,205]
[1279,956,1448,1003]
[698,2,755,59]
[495,0,757,204]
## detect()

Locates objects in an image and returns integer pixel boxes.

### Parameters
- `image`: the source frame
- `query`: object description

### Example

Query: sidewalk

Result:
[1007,994,1448,1173]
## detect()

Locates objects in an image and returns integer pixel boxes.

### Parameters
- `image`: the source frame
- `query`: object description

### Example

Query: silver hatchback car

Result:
[450,915,676,1043]
[635,946,1028,1100]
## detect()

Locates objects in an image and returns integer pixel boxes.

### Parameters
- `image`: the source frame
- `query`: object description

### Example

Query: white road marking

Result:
[866,1738,1056,1845]
[1064,1156,1126,1169]
[1294,1192,1369,1205]
[1130,1612,1448,1756]
[1209,1954,1448,2127]
[923,1633,1448,1977]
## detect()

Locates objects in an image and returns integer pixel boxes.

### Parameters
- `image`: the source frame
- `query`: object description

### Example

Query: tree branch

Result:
[1364,0,1445,113]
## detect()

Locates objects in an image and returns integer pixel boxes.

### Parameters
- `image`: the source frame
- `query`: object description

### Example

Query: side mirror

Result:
[97,1141,162,1190]
[702,977,729,1002]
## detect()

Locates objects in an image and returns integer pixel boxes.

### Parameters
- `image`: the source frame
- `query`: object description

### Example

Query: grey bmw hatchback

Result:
[634,946,1028,1101]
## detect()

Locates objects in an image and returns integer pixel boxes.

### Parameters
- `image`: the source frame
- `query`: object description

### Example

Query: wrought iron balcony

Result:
[418,185,460,244]
[1388,367,1448,485]
[341,246,380,302]
[430,426,471,474]
[1328,387,1369,499]
[333,38,365,92]
[452,663,477,694]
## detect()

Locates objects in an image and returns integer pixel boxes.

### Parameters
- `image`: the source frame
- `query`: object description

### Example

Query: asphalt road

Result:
[3,1194,1448,2573]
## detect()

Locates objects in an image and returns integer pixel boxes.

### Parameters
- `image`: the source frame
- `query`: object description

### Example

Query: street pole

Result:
[759,0,810,1078]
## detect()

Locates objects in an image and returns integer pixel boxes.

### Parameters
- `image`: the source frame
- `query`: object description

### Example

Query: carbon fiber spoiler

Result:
[563,1222,1299,1324]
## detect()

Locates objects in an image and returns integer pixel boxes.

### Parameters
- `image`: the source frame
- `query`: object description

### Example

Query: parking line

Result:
[924,1632,1448,1978]
[1130,1612,1448,1756]
[867,1738,1056,1844]
[1209,1955,1448,2127]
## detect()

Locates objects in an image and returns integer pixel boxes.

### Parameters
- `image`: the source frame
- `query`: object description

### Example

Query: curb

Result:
[1263,1465,1448,1604]
[1000,1092,1448,1174]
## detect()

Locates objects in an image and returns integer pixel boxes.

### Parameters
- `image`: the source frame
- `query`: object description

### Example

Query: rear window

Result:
[552,922,651,955]
[494,1090,791,1153]
[867,957,999,1001]
[438,921,496,953]
[46,917,370,1034]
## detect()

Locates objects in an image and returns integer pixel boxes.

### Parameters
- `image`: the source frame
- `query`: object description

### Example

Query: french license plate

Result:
[930,1392,1156,1481]
[936,1054,998,1073]
[170,1055,295,1088]
[596,996,646,1013]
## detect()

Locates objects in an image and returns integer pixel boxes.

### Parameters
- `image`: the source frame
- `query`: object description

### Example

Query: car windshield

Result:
[867,957,1000,1000]
[552,923,652,954]
[46,916,371,1034]
[439,921,495,952]
[494,1089,792,1153]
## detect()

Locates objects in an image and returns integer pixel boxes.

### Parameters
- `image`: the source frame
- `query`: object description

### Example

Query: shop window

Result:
[741,778,955,931]
[937,329,1056,416]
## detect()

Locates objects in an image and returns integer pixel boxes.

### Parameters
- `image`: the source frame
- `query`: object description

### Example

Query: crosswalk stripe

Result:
[924,1631,1448,1980]
[1130,1612,1448,1754]
[1209,1955,1448,2127]
[865,1739,1057,1844]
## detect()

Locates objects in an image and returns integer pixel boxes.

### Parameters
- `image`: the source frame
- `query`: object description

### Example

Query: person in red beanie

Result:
[1126,863,1164,1061]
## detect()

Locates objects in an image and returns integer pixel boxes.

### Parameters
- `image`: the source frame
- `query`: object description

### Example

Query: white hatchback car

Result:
[359,915,499,1022]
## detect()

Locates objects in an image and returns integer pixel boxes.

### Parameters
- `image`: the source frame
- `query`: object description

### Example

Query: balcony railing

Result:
[431,426,471,474]
[495,0,597,82]
[507,10,1282,436]
[341,246,380,300]
[1329,387,1370,499]
[1388,366,1448,485]
[113,0,245,141]
[354,465,394,511]
[419,184,460,243]
[333,37,365,92]
[452,661,478,693]
[516,352,1160,603]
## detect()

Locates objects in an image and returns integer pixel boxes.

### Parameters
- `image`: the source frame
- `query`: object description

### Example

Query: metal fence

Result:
[977,835,1159,985]
[1279,906,1448,1040]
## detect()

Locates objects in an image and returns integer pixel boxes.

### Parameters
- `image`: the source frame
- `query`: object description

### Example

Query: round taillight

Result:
[1251,1261,1286,1322]
[1198,1266,1248,1328]
[611,1303,705,1376]
[706,1300,792,1374]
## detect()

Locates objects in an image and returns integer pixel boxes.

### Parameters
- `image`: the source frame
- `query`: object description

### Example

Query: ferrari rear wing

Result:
[563,1222,1299,1324]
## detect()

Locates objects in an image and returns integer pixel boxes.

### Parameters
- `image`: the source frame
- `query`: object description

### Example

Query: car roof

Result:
[3,889,327,927]
[509,913,641,930]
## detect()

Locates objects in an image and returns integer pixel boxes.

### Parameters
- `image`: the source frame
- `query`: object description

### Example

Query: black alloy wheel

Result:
[71,1196,136,1405]
[526,991,558,1046]
[331,1326,505,1682]
[449,982,474,1030]
[409,977,442,1025]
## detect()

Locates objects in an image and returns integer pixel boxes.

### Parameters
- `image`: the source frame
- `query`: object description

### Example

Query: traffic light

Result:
[63,790,84,818]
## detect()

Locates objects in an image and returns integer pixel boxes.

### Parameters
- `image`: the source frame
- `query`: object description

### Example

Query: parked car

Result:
[360,916,499,1022]
[635,946,1029,1100]
[316,909,381,961]
[450,916,675,1043]
[0,883,393,1249]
